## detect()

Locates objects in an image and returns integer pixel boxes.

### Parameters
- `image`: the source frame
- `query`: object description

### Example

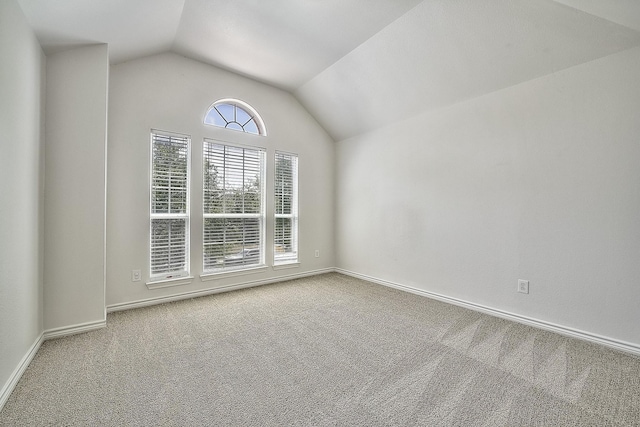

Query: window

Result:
[274,152,298,264]
[204,99,266,136]
[150,130,190,280]
[203,140,265,271]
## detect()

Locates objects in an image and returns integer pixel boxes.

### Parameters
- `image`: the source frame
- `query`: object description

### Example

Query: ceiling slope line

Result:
[292,0,427,92]
[550,0,640,33]
[168,0,189,53]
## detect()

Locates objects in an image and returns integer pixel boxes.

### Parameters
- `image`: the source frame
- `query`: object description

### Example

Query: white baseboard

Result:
[0,333,44,413]
[43,319,106,340]
[336,268,640,357]
[107,268,335,313]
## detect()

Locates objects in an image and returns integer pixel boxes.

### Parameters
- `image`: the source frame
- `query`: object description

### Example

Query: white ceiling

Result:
[296,0,640,140]
[552,0,640,32]
[16,0,640,140]
[17,0,422,90]
[17,0,185,63]
[172,0,423,90]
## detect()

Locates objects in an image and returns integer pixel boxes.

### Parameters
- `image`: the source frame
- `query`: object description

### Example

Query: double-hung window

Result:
[150,130,190,280]
[274,152,298,264]
[203,140,266,271]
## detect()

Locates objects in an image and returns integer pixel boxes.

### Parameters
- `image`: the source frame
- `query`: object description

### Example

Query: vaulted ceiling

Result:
[16,0,640,141]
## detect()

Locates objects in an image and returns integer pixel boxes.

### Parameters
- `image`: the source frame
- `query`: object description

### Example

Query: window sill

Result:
[146,276,194,290]
[272,262,300,271]
[200,265,268,282]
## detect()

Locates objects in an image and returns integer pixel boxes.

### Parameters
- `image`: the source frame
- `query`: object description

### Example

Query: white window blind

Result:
[274,152,298,264]
[203,140,265,271]
[150,130,190,279]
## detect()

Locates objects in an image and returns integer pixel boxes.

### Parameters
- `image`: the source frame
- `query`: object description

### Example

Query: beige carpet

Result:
[1,273,639,426]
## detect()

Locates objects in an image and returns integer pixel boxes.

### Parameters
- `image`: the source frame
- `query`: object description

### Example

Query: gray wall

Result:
[0,0,45,402]
[43,45,109,331]
[336,46,640,347]
[107,53,335,307]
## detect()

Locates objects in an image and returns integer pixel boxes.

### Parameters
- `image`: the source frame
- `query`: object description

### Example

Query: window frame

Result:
[274,151,299,265]
[149,129,191,282]
[202,138,267,274]
[204,98,267,136]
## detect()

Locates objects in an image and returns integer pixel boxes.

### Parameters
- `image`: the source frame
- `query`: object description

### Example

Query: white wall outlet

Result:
[517,279,529,294]
[132,269,141,282]
[314,250,320,258]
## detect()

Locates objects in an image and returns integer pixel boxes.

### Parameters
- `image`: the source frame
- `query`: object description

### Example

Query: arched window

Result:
[204,99,266,136]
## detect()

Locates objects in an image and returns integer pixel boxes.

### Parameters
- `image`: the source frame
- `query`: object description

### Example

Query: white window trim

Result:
[146,276,194,290]
[200,265,269,282]
[274,151,299,265]
[272,262,300,271]
[149,129,191,282]
[204,98,267,136]
[202,139,267,274]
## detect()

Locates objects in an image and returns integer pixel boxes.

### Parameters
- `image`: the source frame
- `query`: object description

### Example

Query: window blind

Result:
[150,131,190,279]
[274,152,298,264]
[203,140,265,271]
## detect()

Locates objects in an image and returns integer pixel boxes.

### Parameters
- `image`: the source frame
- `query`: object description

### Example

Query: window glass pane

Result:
[203,140,265,272]
[243,119,259,135]
[151,133,188,214]
[274,152,298,264]
[150,130,189,279]
[203,100,264,136]
[216,103,234,122]
[204,108,227,127]
[151,218,187,275]
[152,190,169,213]
[243,150,261,214]
[203,142,264,215]
[203,218,226,269]
[203,155,223,214]
[275,154,295,215]
[204,218,261,270]
[226,122,243,131]
[275,217,293,252]
[236,107,252,125]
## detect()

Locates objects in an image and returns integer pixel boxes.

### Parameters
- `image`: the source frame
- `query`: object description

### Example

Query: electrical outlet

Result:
[132,269,141,282]
[517,279,529,294]
[314,250,320,258]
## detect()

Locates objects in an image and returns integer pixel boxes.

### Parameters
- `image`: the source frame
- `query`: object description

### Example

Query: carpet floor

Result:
[1,273,639,426]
